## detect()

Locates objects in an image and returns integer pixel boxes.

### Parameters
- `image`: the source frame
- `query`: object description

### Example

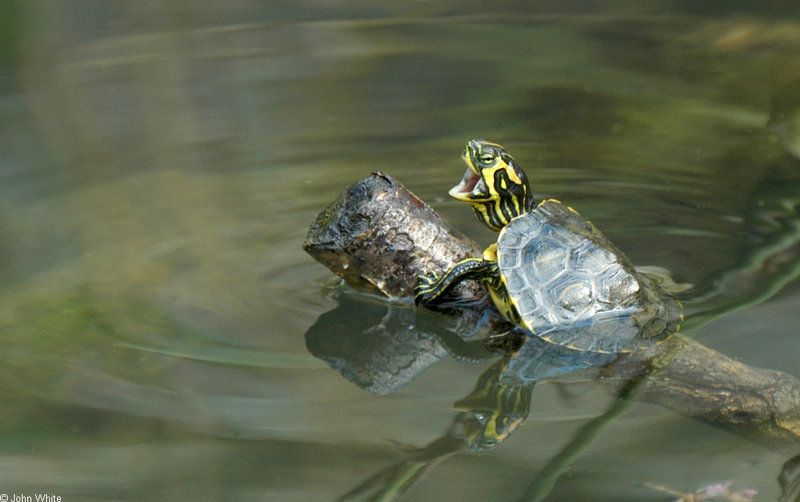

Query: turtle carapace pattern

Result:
[415,139,681,354]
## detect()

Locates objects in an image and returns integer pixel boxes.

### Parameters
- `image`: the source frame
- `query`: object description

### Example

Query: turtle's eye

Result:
[478,152,496,165]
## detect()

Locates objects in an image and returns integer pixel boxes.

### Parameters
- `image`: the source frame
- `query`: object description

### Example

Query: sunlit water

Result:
[2,2,800,501]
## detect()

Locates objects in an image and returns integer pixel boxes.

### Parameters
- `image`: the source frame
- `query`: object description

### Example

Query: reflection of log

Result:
[305,294,447,395]
[304,173,800,449]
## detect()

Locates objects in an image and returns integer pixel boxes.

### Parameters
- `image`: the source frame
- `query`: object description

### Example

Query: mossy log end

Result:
[304,173,800,451]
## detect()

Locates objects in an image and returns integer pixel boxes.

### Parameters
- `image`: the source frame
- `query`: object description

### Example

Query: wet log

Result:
[303,172,485,301]
[304,173,800,450]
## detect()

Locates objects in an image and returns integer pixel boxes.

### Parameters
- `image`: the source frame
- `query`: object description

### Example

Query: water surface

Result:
[2,2,800,500]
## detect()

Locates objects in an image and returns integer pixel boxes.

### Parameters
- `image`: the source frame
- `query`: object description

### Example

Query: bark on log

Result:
[304,173,800,450]
[303,171,485,301]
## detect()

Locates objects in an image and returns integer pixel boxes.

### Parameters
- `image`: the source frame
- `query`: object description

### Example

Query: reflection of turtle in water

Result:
[415,139,682,354]
[453,357,532,451]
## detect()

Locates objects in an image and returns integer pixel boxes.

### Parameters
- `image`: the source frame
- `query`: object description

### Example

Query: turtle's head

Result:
[449,139,534,231]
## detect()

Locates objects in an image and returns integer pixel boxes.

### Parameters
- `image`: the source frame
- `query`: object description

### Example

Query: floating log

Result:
[304,171,485,301]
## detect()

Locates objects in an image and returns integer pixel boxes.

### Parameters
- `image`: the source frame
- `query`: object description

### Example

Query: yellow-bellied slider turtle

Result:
[415,139,681,354]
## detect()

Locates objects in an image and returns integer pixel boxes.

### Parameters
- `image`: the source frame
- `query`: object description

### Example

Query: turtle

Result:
[414,139,682,354]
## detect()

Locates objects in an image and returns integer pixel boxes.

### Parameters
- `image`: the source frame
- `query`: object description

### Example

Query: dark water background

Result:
[2,1,800,500]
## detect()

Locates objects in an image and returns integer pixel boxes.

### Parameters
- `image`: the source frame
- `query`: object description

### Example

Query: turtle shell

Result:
[496,199,673,354]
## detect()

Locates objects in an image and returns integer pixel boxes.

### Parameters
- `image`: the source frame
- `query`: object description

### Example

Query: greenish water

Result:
[2,2,800,500]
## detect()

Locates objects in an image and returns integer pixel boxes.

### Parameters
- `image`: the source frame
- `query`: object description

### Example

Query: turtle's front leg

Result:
[414,258,497,306]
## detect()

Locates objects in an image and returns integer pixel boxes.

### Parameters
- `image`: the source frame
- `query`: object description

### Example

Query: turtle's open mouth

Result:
[449,149,489,201]
[448,167,480,199]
